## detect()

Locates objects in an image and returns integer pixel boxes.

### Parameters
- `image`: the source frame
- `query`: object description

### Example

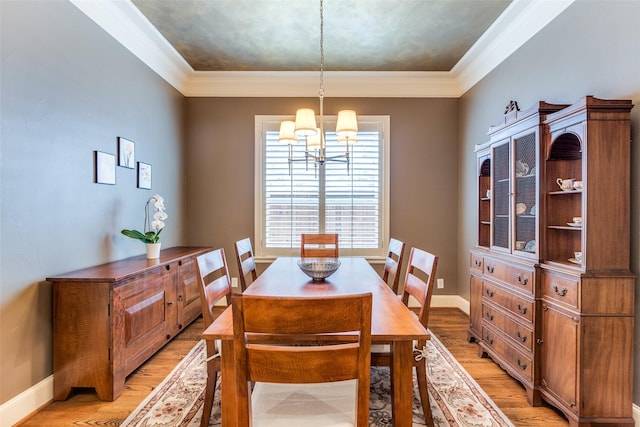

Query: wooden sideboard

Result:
[48,246,211,401]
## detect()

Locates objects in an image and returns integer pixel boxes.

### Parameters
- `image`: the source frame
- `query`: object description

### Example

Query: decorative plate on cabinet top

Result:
[516,203,527,215]
[525,240,536,252]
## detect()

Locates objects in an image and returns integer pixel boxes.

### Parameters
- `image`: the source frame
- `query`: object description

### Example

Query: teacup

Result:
[574,251,583,263]
[573,180,583,190]
[572,216,582,225]
[515,241,526,250]
[486,189,491,199]
[556,178,575,191]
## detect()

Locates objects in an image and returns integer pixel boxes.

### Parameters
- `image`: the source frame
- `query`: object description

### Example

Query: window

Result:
[255,115,389,259]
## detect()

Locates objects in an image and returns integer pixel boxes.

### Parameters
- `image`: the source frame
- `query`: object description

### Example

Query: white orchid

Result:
[121,194,168,244]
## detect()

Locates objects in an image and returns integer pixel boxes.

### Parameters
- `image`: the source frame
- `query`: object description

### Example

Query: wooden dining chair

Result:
[234,237,257,292]
[300,233,339,258]
[194,248,233,427]
[232,293,372,427]
[382,237,406,294]
[371,247,438,427]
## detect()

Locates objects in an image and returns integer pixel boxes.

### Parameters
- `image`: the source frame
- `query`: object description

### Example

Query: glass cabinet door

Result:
[513,131,537,256]
[491,140,510,251]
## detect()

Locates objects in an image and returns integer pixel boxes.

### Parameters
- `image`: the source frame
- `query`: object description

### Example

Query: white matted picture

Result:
[118,137,135,169]
[95,151,116,185]
[137,162,152,189]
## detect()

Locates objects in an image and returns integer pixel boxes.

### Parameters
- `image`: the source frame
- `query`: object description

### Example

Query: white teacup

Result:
[572,216,582,225]
[574,251,583,263]
[556,178,575,191]
[573,180,583,190]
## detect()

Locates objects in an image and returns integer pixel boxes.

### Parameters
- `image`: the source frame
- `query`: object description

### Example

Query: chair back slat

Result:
[301,233,339,258]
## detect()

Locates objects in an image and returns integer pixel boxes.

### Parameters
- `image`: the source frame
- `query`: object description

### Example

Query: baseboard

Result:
[0,375,52,426]
[2,298,639,427]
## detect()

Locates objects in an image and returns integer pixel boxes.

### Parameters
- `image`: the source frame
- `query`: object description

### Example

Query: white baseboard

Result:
[0,375,52,426]
[2,297,639,427]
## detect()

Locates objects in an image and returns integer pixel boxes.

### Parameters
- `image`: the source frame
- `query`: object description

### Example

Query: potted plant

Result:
[121,194,168,259]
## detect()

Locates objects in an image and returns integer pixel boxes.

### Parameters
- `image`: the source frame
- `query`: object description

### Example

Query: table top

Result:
[203,257,429,342]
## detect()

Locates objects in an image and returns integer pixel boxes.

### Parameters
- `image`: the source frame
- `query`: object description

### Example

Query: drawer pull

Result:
[485,336,494,345]
[167,301,174,306]
[516,303,527,314]
[516,330,527,342]
[536,338,544,345]
[516,358,527,370]
[486,266,495,274]
[474,259,482,267]
[485,311,494,321]
[485,289,494,297]
[553,285,568,297]
[516,275,528,286]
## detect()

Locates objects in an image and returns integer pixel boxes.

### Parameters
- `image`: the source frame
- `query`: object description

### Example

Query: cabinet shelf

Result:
[548,225,582,230]
[549,189,582,195]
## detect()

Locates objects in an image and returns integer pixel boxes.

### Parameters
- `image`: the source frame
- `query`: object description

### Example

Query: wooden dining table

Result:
[202,256,429,427]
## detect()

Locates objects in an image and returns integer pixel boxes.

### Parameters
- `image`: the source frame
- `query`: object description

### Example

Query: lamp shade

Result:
[306,128,323,148]
[336,110,358,138]
[278,120,298,144]
[294,108,318,136]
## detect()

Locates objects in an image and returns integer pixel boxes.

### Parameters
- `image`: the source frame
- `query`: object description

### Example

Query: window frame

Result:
[254,114,390,260]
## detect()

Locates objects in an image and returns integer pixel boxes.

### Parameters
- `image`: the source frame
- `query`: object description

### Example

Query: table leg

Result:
[220,340,243,427]
[392,340,414,427]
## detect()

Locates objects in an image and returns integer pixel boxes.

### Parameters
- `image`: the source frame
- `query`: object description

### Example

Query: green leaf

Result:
[121,229,149,242]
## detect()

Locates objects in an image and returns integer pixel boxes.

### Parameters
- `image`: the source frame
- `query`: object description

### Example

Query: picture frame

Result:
[118,137,135,169]
[95,151,116,185]
[137,161,152,189]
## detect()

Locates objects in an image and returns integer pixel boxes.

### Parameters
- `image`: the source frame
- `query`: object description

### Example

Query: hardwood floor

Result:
[17,307,568,426]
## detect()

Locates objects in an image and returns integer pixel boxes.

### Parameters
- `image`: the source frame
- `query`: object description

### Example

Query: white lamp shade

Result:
[336,110,358,137]
[278,120,298,144]
[294,108,318,136]
[306,128,323,148]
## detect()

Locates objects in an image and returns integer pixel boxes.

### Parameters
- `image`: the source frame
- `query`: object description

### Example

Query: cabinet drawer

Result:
[505,264,534,295]
[482,304,533,352]
[483,258,507,282]
[470,253,484,273]
[482,327,533,382]
[542,272,579,309]
[483,282,533,323]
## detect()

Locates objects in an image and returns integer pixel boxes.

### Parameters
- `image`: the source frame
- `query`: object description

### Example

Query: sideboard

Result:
[47,246,211,401]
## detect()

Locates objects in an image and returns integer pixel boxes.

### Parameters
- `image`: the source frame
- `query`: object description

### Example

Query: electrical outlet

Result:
[231,277,239,289]
[437,278,445,289]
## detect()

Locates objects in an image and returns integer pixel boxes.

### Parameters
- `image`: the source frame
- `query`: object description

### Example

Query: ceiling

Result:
[71,0,575,97]
[130,0,511,72]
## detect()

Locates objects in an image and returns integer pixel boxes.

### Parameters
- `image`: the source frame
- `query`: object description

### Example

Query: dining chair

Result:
[194,248,233,427]
[382,237,406,294]
[234,237,257,292]
[300,233,339,258]
[371,247,438,427]
[232,292,372,427]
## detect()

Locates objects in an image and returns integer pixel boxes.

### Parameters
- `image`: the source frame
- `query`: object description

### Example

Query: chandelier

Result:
[278,0,358,175]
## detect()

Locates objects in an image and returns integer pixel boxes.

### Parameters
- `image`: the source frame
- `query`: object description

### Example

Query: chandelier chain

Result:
[318,0,325,144]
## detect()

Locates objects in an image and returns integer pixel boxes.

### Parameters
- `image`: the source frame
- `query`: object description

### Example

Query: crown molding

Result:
[184,71,460,98]
[71,0,574,98]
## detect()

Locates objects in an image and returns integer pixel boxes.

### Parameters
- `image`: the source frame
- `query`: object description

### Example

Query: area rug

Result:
[121,333,514,426]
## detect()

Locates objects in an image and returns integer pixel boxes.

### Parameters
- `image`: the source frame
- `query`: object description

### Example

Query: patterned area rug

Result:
[121,333,514,426]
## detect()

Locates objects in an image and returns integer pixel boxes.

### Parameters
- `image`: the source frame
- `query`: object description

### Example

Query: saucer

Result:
[567,222,582,227]
[568,258,582,265]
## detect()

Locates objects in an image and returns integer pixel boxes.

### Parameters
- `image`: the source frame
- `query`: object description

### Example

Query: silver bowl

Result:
[297,258,341,282]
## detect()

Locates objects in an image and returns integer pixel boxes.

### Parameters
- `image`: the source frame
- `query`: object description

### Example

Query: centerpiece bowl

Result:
[297,258,341,282]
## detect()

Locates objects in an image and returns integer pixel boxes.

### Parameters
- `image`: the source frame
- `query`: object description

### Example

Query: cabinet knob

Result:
[167,301,174,306]
[536,338,544,345]
[165,265,171,271]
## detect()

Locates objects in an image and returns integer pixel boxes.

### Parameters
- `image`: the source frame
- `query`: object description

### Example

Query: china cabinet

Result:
[469,97,635,426]
[48,246,211,401]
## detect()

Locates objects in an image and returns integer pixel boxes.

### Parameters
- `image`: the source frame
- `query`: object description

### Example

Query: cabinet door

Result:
[177,257,202,328]
[540,303,579,413]
[113,268,173,376]
[513,130,537,257]
[491,140,510,251]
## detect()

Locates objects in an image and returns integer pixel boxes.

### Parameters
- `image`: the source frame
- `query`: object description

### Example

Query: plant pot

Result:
[146,242,161,259]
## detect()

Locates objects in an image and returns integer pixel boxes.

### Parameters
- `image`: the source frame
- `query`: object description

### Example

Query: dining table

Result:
[202,256,430,427]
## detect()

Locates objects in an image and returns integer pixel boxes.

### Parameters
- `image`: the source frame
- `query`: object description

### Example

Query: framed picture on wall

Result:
[118,137,135,169]
[137,162,152,189]
[95,151,116,185]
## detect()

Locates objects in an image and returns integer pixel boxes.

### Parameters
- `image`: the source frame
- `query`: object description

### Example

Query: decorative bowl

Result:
[297,258,341,282]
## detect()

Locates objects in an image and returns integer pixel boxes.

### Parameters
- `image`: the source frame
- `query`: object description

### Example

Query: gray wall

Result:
[0,1,186,403]
[184,97,459,289]
[457,0,640,404]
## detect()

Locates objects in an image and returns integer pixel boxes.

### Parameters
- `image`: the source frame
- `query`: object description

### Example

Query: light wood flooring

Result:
[16,307,569,426]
